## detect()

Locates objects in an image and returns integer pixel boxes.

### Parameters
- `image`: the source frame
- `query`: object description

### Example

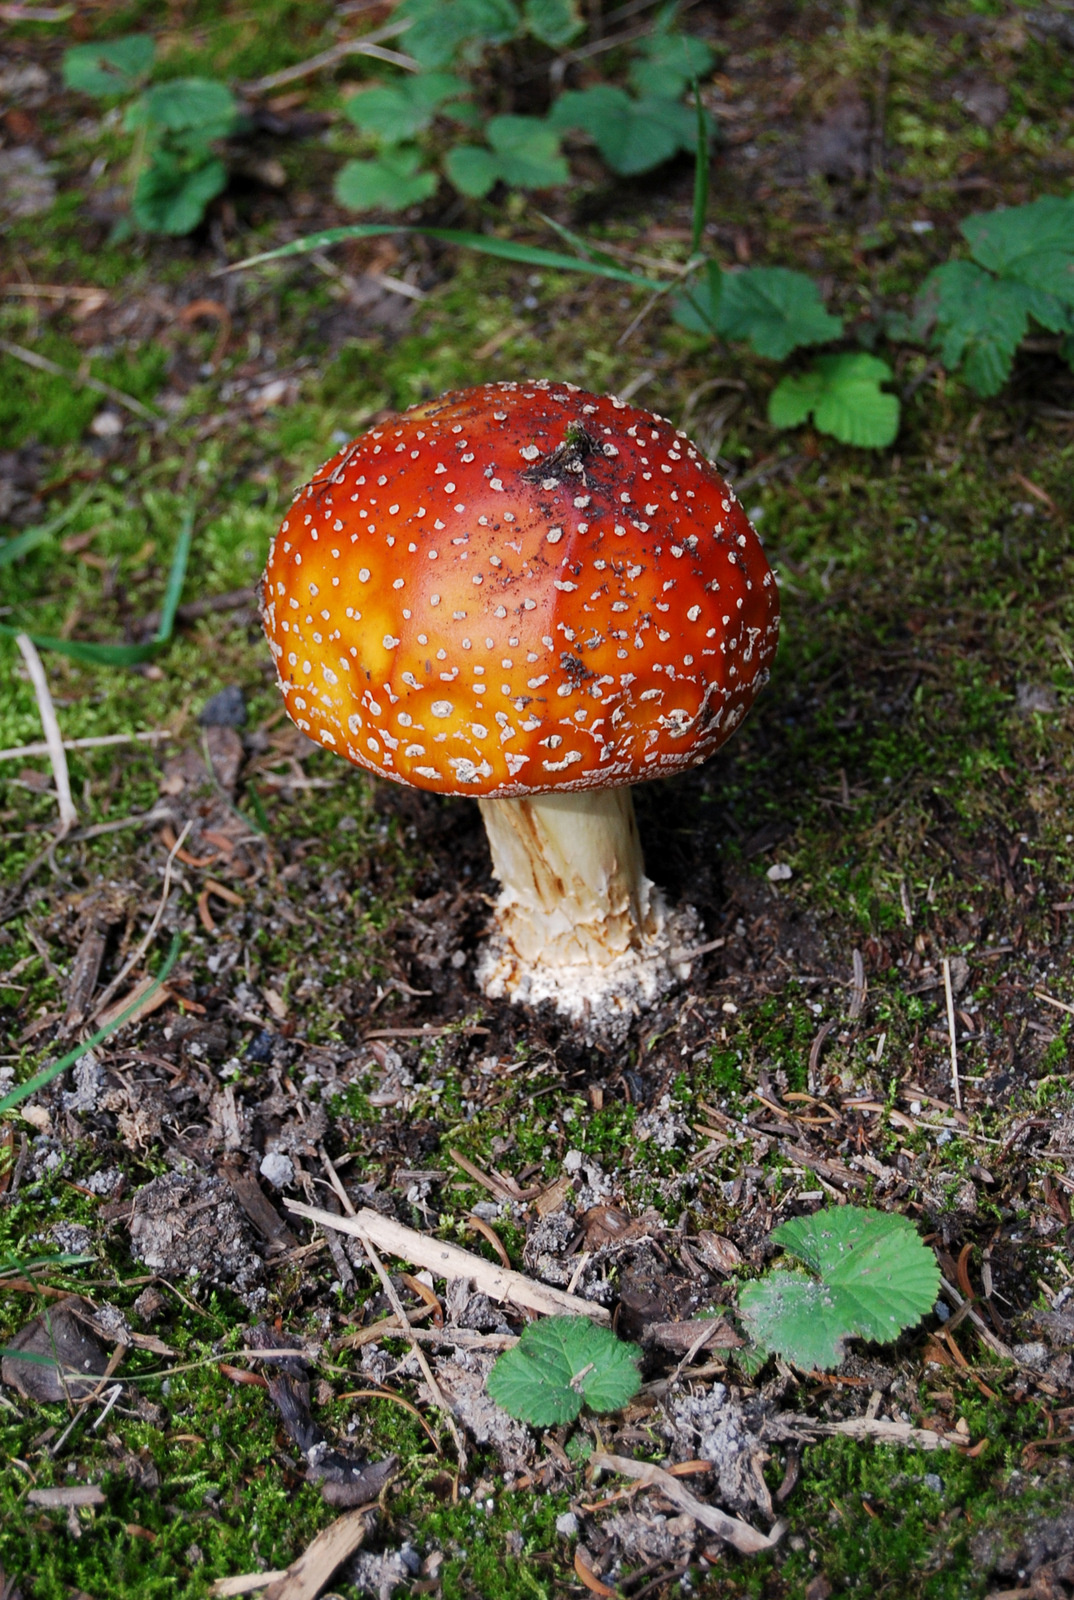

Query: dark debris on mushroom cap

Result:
[261,380,780,797]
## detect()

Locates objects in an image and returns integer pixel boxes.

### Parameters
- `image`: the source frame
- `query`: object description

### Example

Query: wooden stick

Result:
[284,1200,611,1324]
[262,1504,375,1600]
[1035,989,1074,1018]
[589,1453,784,1555]
[359,1233,467,1475]
[0,729,174,764]
[210,1572,289,1598]
[240,21,416,93]
[942,957,962,1111]
[84,821,190,1027]
[15,633,77,832]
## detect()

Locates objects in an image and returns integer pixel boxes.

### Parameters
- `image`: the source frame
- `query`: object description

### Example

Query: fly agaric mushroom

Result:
[261,380,779,1032]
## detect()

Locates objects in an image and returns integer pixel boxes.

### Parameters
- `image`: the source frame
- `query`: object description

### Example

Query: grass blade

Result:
[535,210,633,272]
[153,502,194,643]
[227,224,668,292]
[0,486,94,570]
[0,931,181,1117]
[0,625,162,665]
[0,501,195,665]
[690,81,710,259]
[0,1251,95,1276]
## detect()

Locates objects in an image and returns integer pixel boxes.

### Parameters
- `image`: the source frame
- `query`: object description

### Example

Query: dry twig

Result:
[14,633,77,833]
[240,21,417,93]
[942,956,962,1110]
[589,1452,784,1555]
[285,1200,612,1323]
[84,821,191,1027]
[359,1233,468,1475]
[0,339,159,424]
[261,1503,377,1600]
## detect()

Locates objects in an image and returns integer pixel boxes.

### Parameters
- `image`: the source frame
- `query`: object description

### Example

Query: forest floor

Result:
[1,2,1073,1598]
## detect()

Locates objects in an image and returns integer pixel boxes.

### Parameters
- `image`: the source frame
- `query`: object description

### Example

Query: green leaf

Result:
[548,86,697,175]
[629,29,713,100]
[395,0,522,68]
[62,34,154,96]
[921,259,1032,397]
[229,224,667,291]
[487,1316,641,1426]
[342,74,470,142]
[738,1206,940,1371]
[334,148,438,212]
[133,154,228,234]
[0,933,182,1118]
[963,194,1074,307]
[768,353,899,448]
[454,116,570,195]
[130,77,237,143]
[485,115,570,189]
[714,266,843,359]
[523,0,583,46]
[444,144,500,198]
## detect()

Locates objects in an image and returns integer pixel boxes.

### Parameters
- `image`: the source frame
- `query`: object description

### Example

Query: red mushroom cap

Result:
[261,380,779,797]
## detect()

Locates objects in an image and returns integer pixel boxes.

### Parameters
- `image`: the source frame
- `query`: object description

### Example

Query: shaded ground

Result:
[1,2,1073,1598]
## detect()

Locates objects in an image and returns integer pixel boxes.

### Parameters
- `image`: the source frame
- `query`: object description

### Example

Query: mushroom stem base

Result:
[475,789,698,1036]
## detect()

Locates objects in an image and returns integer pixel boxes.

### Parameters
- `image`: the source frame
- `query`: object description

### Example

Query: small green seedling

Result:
[547,85,699,177]
[332,1,709,210]
[738,1205,940,1371]
[916,194,1074,395]
[487,1316,641,1426]
[445,116,570,198]
[768,353,900,449]
[61,34,238,235]
[673,263,844,360]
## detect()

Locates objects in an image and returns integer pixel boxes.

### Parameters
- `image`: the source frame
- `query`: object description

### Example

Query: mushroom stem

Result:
[476,788,661,971]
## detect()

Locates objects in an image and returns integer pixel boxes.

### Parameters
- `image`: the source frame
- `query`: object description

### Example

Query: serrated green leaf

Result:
[738,1206,940,1371]
[523,0,583,47]
[963,194,1074,306]
[767,367,826,430]
[343,74,470,142]
[396,0,522,68]
[715,266,843,359]
[334,148,438,211]
[486,116,569,188]
[738,1272,854,1371]
[548,86,697,175]
[446,119,568,196]
[769,353,899,448]
[671,259,722,335]
[444,144,500,198]
[133,154,228,234]
[922,259,1031,397]
[629,29,714,100]
[132,78,237,143]
[487,1316,641,1426]
[62,34,154,96]
[771,1207,940,1343]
